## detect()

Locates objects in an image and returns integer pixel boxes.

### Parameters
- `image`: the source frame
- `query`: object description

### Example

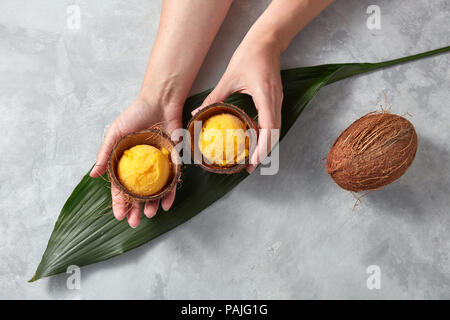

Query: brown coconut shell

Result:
[187,102,258,174]
[107,128,181,202]
[326,111,418,192]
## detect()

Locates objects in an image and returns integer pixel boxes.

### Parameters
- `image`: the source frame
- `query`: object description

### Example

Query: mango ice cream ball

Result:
[117,144,171,196]
[199,113,249,166]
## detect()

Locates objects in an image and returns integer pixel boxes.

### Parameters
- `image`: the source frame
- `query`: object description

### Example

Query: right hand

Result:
[90,97,182,228]
[194,35,284,174]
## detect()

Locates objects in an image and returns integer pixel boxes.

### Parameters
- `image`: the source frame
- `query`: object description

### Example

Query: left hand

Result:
[193,36,283,173]
[90,97,183,228]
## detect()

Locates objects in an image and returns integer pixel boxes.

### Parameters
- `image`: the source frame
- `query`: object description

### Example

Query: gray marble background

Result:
[1,0,449,299]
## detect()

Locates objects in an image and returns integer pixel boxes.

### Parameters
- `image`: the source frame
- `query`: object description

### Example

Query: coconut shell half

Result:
[107,128,181,201]
[326,111,418,192]
[187,103,258,174]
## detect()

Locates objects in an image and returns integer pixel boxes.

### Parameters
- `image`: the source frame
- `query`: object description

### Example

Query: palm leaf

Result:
[30,46,450,282]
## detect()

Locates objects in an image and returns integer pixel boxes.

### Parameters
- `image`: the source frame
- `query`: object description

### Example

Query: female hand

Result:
[88,0,234,228]
[194,0,334,173]
[89,96,182,228]
[196,36,284,174]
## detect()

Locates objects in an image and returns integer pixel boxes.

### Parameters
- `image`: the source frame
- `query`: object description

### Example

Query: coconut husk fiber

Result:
[187,102,258,174]
[326,111,418,192]
[107,127,181,202]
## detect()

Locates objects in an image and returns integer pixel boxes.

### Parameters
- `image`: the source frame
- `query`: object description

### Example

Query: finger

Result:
[247,130,271,174]
[192,78,234,116]
[127,200,141,228]
[248,130,280,174]
[168,119,184,145]
[111,184,128,221]
[90,125,121,178]
[247,90,282,174]
[144,199,160,218]
[161,188,176,211]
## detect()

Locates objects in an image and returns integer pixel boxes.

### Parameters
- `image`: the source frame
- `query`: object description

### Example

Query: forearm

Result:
[243,0,333,52]
[140,0,233,106]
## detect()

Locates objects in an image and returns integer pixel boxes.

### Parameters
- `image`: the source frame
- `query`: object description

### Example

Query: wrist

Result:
[138,76,187,111]
[242,27,284,55]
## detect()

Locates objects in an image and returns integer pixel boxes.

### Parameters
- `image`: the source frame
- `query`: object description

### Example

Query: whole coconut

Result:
[326,111,418,192]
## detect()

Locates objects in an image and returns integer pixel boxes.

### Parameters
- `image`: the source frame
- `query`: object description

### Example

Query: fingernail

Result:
[114,213,124,221]
[144,210,155,218]
[129,220,139,228]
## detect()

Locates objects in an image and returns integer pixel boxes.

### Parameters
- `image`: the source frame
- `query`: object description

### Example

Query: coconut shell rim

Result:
[186,102,258,175]
[107,128,182,201]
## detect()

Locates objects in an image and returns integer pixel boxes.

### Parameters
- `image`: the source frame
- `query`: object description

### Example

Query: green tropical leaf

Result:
[30,46,450,282]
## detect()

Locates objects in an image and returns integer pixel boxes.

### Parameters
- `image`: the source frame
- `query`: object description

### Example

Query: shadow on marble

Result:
[364,135,449,218]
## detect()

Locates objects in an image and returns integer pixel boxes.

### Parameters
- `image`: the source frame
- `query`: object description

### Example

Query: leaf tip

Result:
[28,273,38,283]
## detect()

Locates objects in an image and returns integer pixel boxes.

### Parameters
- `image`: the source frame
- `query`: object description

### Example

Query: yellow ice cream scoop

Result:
[199,113,249,166]
[117,144,171,196]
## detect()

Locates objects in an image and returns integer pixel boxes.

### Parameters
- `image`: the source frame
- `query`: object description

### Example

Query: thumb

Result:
[246,92,282,174]
[90,124,122,178]
[192,78,234,116]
